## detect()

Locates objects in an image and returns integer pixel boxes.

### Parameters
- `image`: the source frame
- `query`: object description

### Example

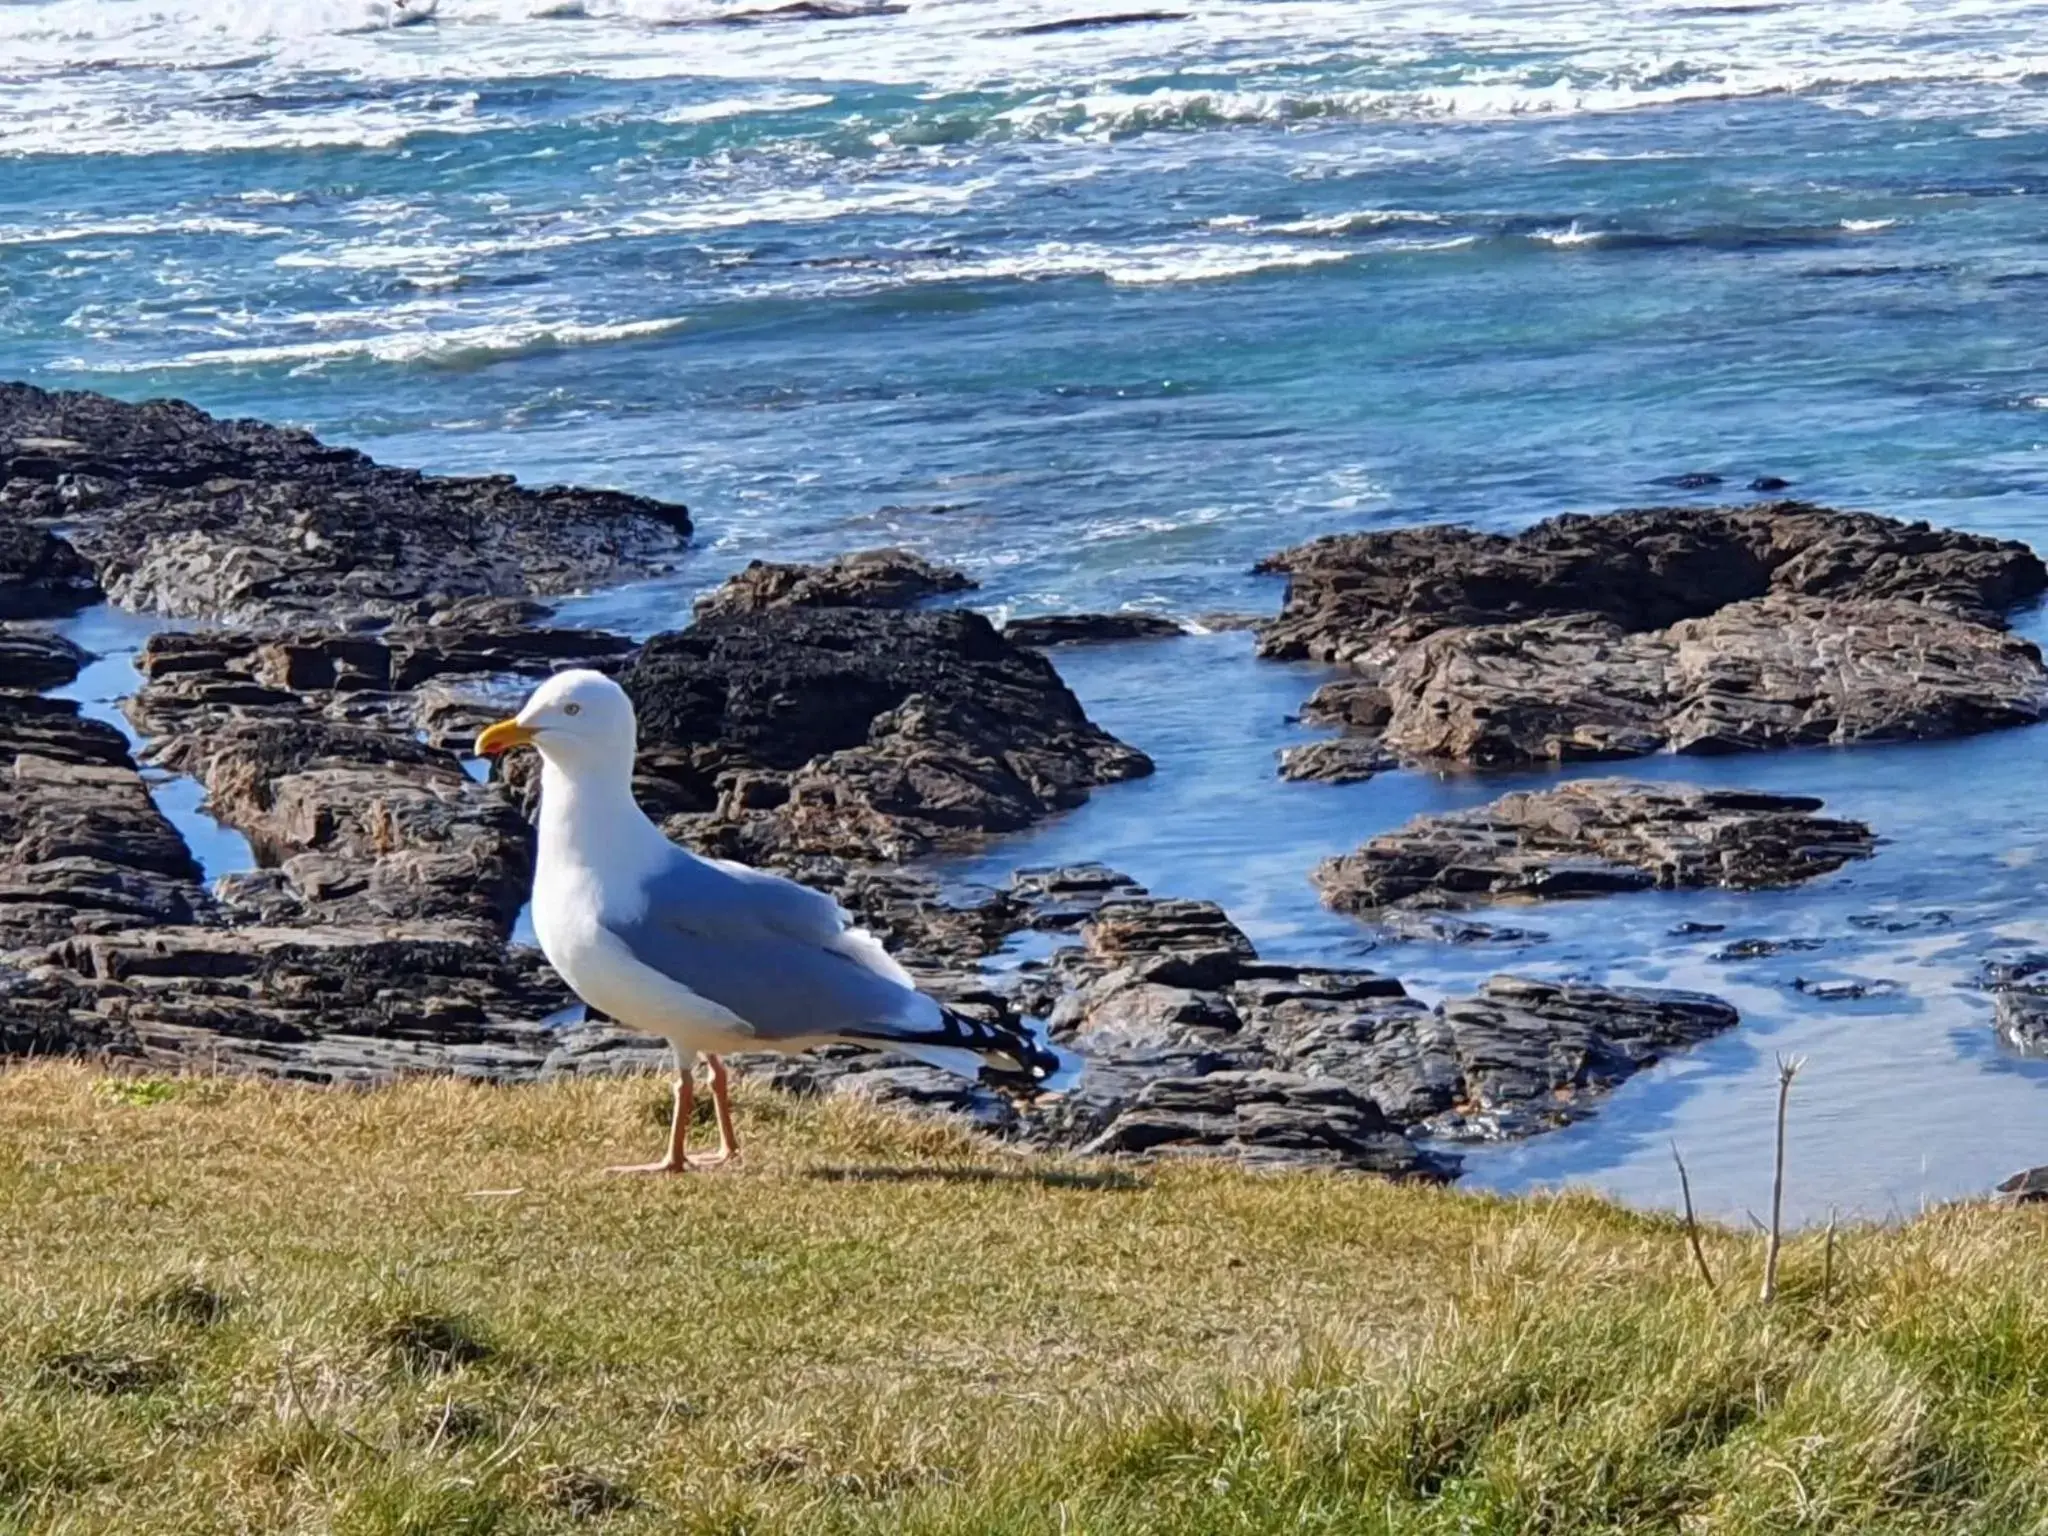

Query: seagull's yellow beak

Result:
[474,718,536,758]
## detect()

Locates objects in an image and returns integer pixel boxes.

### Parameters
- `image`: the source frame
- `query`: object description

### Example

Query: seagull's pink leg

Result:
[607,1070,694,1175]
[690,1055,742,1169]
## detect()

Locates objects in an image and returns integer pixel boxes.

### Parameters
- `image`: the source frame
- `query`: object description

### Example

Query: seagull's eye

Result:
[563,703,582,717]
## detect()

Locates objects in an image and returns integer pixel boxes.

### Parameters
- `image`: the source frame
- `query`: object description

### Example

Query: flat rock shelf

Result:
[1263,502,2048,776]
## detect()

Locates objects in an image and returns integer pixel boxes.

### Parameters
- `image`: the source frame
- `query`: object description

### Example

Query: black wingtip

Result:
[939,1006,1066,1097]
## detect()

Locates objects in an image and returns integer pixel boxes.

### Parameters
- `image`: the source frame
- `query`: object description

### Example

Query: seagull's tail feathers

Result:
[840,1006,1067,1096]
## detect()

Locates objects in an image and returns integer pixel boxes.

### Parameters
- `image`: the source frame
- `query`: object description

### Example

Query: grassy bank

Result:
[2,1064,2044,1534]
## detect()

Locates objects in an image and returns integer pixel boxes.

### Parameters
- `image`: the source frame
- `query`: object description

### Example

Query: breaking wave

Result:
[75,313,690,373]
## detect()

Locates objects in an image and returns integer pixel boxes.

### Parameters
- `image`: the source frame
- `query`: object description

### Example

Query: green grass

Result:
[3,1063,2047,1534]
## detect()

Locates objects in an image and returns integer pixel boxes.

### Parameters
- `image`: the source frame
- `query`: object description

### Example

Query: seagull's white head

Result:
[475,668,638,780]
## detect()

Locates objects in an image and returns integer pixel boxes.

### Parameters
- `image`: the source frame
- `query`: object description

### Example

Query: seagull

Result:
[475,669,1060,1173]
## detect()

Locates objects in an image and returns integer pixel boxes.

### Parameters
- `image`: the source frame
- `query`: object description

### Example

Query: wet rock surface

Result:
[1000,613,1188,647]
[2,571,1185,1146]
[1011,9,1188,33]
[1258,502,2046,667]
[1315,779,1876,916]
[1979,953,2048,1053]
[1260,504,2048,771]
[622,606,1154,861]
[0,690,210,950]
[1277,736,1399,784]
[693,548,974,620]
[7,927,574,1085]
[1,628,89,691]
[0,522,100,619]
[994,886,1740,1160]
[1429,976,1739,1139]
[128,616,634,751]
[0,383,692,624]
[1379,597,2048,767]
[0,401,1934,1180]
[1996,1165,2048,1206]
[522,865,1738,1171]
[667,0,907,25]
[154,719,534,936]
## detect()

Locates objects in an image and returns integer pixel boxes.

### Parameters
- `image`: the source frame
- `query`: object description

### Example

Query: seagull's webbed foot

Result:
[605,1157,693,1176]
[608,1074,696,1176]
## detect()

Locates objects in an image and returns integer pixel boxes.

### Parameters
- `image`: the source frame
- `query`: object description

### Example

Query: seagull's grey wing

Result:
[605,846,1065,1082]
[602,847,935,1043]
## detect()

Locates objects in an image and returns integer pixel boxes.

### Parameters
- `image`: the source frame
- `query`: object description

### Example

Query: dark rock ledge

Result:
[1261,503,2048,777]
[692,548,974,621]
[0,686,211,953]
[1976,953,2048,1055]
[1001,613,1189,647]
[620,606,1155,863]
[0,382,693,626]
[1315,779,1877,919]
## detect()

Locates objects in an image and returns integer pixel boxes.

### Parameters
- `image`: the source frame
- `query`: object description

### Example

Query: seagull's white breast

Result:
[530,766,754,1053]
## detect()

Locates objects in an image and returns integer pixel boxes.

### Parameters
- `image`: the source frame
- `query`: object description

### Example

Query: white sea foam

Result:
[890,239,1353,289]
[1382,234,1479,252]
[270,178,999,273]
[655,91,836,124]
[73,313,689,373]
[0,215,287,248]
[8,0,2048,158]
[1264,208,1452,237]
[1840,217,1898,232]
[1533,220,1604,247]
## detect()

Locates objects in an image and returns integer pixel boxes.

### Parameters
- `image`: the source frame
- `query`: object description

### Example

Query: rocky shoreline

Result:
[4,384,2043,1180]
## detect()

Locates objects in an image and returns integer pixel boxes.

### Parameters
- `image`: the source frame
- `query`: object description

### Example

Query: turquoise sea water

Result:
[11,0,2048,1220]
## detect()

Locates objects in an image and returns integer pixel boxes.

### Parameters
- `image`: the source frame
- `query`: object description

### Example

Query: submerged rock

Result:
[692,548,974,620]
[1793,976,1903,1002]
[1011,9,1188,33]
[1712,936,1826,961]
[1314,779,1876,915]
[622,606,1153,861]
[0,382,692,625]
[666,0,906,23]
[1373,910,1547,947]
[1000,613,1188,647]
[1277,736,1399,784]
